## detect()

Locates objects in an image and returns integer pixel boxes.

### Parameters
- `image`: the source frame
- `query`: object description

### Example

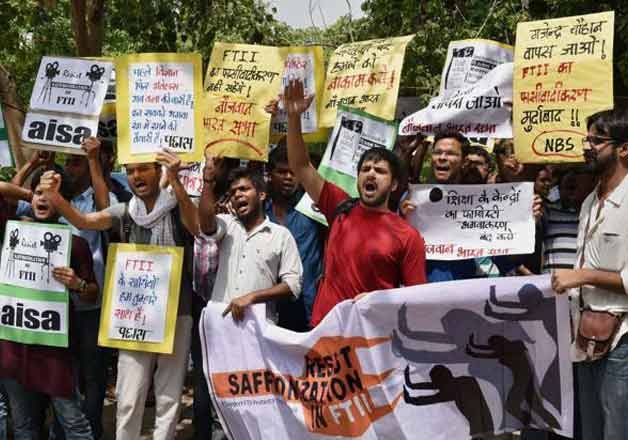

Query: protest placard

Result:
[0,105,14,167]
[0,221,72,347]
[116,53,204,164]
[406,182,535,260]
[22,56,113,154]
[202,43,285,161]
[98,243,183,353]
[296,106,397,225]
[201,275,573,439]
[513,12,614,163]
[320,35,414,127]
[400,39,513,138]
[177,161,204,197]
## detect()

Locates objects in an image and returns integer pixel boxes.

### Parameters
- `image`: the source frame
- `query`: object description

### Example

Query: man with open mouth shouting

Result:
[283,79,427,328]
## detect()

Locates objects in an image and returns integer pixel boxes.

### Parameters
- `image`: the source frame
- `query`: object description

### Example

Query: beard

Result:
[584,149,617,174]
[358,187,390,208]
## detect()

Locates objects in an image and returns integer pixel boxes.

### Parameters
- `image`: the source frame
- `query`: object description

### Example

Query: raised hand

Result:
[156,149,182,184]
[81,136,101,161]
[282,79,314,117]
[40,170,62,195]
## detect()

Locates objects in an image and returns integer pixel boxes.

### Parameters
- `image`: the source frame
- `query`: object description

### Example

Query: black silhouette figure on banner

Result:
[5,229,19,278]
[404,365,494,438]
[466,334,560,430]
[41,232,62,284]
[484,284,561,413]
[392,304,535,429]
[82,64,106,107]
[38,61,60,104]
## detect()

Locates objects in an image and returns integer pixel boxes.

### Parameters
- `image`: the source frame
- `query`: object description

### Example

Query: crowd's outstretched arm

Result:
[83,137,111,211]
[284,79,325,204]
[198,157,219,235]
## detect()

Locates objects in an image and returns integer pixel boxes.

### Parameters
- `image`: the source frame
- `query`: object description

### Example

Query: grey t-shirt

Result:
[105,202,192,316]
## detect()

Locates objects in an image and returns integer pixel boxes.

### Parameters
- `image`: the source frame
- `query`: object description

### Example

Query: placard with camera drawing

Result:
[0,221,72,293]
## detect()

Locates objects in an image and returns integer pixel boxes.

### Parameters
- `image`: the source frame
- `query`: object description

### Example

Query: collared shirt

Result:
[572,174,628,359]
[265,198,322,323]
[17,187,117,311]
[205,214,303,323]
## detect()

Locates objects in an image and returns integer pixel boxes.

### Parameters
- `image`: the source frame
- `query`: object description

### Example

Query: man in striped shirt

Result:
[542,168,597,273]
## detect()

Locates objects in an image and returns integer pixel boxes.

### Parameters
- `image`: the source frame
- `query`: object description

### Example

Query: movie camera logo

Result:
[4,229,64,285]
[38,61,107,108]
[212,336,401,437]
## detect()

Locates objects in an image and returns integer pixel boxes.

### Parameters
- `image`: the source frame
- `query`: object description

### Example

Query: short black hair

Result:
[433,130,470,149]
[462,145,492,166]
[227,167,267,194]
[356,147,401,182]
[268,143,289,172]
[31,165,71,199]
[587,108,628,145]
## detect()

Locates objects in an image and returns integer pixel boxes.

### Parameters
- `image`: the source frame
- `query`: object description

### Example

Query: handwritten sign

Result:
[177,161,204,197]
[406,183,535,260]
[116,53,204,164]
[22,56,112,154]
[400,39,513,138]
[320,35,414,127]
[98,243,182,354]
[513,12,614,163]
[0,105,14,167]
[0,221,72,347]
[202,43,285,161]
[296,106,397,225]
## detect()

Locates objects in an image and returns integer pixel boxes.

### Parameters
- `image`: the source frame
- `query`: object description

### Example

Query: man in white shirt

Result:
[198,165,302,440]
[552,108,628,440]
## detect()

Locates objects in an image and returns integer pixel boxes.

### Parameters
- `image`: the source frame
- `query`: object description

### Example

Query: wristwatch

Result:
[78,278,87,293]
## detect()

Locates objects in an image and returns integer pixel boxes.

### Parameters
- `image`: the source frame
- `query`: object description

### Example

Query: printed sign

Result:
[440,39,514,97]
[320,35,414,127]
[201,275,573,439]
[406,183,535,260]
[116,53,204,164]
[513,12,614,163]
[0,105,14,167]
[202,42,285,161]
[0,221,72,348]
[296,106,397,225]
[22,56,112,154]
[98,243,183,353]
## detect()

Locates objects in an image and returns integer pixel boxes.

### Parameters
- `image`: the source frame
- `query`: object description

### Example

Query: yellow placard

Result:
[320,35,414,127]
[116,53,204,164]
[98,243,183,354]
[202,43,286,161]
[513,12,614,163]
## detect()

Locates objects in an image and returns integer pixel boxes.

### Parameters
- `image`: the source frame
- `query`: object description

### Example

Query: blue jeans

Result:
[577,334,628,440]
[1,379,93,440]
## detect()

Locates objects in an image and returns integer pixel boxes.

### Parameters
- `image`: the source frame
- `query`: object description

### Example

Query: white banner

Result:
[0,294,68,334]
[0,221,72,293]
[30,56,113,116]
[201,275,573,439]
[22,112,98,151]
[406,182,535,260]
[400,62,513,138]
[439,39,513,97]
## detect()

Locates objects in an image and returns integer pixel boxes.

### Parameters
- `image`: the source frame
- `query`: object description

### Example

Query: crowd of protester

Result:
[0,78,626,440]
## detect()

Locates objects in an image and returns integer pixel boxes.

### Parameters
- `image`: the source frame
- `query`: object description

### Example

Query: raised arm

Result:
[82,137,111,211]
[156,150,199,236]
[12,150,54,187]
[0,182,32,202]
[40,170,113,231]
[284,79,325,204]
[198,157,219,235]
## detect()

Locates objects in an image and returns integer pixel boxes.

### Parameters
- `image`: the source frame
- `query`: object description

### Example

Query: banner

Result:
[0,105,14,167]
[202,43,285,161]
[201,275,573,439]
[295,106,397,225]
[406,182,535,260]
[513,12,614,163]
[22,56,112,154]
[116,53,204,164]
[320,35,414,127]
[0,221,72,347]
[400,40,513,138]
[98,243,183,353]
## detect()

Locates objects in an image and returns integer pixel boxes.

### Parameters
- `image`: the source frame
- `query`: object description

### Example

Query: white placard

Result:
[0,221,72,293]
[30,56,112,116]
[22,111,98,151]
[108,251,173,343]
[177,161,204,197]
[406,182,535,260]
[127,62,196,155]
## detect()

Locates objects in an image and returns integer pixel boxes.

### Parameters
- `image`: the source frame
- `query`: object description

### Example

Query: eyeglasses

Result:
[582,135,616,147]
